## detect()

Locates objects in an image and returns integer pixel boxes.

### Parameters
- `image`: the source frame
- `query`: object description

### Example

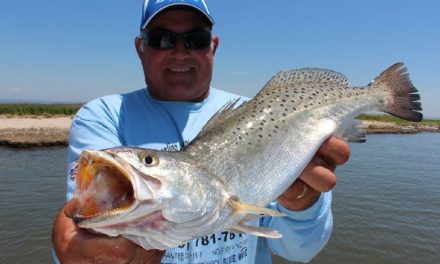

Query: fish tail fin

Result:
[370,63,423,122]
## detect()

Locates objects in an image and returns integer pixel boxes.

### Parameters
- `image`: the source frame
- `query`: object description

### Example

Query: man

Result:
[52,1,350,263]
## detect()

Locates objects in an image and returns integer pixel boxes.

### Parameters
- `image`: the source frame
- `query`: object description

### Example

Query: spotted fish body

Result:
[185,63,421,206]
[74,63,422,249]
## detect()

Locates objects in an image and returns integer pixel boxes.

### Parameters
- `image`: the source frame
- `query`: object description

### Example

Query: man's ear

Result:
[212,35,219,55]
[135,37,144,58]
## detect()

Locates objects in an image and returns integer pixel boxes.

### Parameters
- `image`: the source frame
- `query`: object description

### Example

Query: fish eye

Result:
[141,153,158,166]
[144,155,154,165]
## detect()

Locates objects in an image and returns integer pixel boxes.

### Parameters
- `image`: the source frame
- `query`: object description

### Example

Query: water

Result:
[0,133,439,263]
[275,133,440,264]
[0,147,67,263]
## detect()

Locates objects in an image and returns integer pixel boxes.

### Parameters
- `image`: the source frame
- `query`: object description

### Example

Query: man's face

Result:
[136,9,219,102]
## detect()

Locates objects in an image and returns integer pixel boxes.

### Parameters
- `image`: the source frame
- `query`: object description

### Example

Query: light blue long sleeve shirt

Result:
[62,87,333,263]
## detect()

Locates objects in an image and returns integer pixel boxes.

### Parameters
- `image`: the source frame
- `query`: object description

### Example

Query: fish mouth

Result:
[74,149,136,221]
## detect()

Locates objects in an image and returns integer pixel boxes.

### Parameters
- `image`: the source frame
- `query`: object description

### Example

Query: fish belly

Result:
[217,108,340,206]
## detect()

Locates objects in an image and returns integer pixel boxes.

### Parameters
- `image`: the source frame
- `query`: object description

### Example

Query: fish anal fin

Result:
[228,199,285,217]
[343,120,366,143]
[231,222,282,239]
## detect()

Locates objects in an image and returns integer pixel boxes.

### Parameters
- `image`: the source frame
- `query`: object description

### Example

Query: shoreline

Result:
[0,116,438,148]
[0,116,72,147]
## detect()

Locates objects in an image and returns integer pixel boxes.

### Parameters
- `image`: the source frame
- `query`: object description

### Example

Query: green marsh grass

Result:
[0,103,82,116]
[357,114,440,125]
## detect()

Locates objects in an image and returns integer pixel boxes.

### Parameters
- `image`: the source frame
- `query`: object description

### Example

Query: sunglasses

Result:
[140,29,212,50]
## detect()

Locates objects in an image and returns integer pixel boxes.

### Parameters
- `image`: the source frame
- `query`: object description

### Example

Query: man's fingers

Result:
[62,198,80,217]
[52,199,80,252]
[278,179,320,211]
[299,158,337,193]
[299,136,350,193]
[317,136,350,166]
[53,199,163,264]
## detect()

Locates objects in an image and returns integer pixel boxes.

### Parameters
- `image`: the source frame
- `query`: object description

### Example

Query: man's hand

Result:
[52,199,164,264]
[278,136,350,211]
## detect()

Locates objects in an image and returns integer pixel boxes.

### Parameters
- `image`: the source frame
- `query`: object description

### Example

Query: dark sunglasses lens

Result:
[184,31,212,49]
[147,31,176,49]
[146,30,211,50]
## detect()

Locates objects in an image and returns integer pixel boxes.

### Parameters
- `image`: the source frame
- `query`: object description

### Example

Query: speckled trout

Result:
[74,63,422,249]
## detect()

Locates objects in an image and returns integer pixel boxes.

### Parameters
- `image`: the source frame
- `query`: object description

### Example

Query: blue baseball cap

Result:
[140,0,215,31]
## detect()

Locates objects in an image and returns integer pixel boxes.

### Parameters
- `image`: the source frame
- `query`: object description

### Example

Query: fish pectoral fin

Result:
[228,200,285,217]
[231,222,282,239]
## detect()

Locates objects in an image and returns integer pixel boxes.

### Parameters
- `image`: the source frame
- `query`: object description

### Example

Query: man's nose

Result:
[171,39,190,58]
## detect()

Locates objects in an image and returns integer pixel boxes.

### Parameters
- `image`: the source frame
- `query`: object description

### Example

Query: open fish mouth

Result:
[74,149,136,220]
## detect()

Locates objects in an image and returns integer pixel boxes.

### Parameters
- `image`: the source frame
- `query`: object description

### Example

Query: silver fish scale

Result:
[187,68,376,205]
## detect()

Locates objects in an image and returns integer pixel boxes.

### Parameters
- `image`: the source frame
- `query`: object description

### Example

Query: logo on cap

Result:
[141,0,214,30]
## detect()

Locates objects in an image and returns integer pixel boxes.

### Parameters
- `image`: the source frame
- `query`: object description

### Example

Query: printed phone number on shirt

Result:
[178,231,244,250]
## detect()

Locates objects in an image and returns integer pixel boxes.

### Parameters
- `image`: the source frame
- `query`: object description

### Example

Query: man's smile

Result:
[168,67,193,73]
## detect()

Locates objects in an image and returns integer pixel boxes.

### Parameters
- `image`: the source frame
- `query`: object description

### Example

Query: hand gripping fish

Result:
[73,63,422,249]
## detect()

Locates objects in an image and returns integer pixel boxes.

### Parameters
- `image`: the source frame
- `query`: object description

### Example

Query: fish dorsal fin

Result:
[189,68,348,143]
[185,98,242,148]
[261,68,350,92]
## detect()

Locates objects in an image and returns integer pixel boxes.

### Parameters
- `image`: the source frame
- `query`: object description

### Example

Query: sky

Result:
[1,0,439,117]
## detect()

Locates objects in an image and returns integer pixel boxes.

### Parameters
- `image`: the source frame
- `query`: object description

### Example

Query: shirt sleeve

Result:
[262,191,333,263]
[66,95,124,200]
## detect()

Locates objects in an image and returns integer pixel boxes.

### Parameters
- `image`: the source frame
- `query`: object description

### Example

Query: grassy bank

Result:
[0,103,82,116]
[0,103,438,125]
[357,114,440,125]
